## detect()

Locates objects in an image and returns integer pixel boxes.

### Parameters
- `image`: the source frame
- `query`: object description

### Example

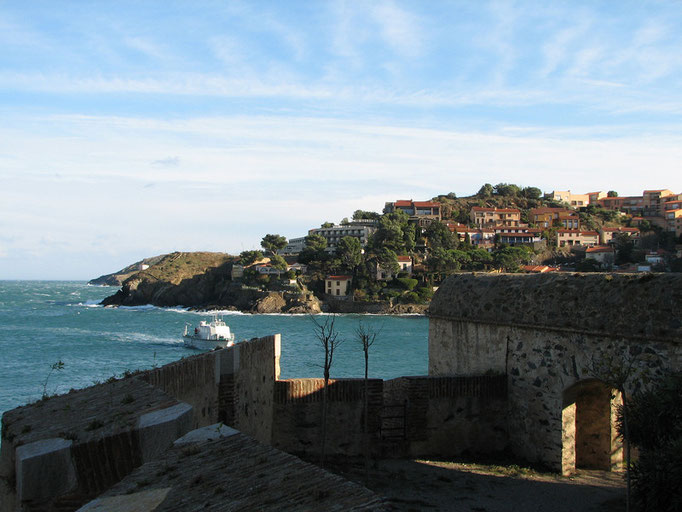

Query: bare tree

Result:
[355,322,380,483]
[310,314,344,466]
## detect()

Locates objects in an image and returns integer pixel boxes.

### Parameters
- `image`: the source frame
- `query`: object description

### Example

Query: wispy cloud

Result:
[152,156,180,167]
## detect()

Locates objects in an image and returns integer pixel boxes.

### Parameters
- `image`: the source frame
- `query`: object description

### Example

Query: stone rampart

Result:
[272,378,383,456]
[383,376,508,457]
[428,272,682,473]
[1,377,193,511]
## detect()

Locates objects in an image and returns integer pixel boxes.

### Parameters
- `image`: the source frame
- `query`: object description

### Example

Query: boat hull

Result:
[183,335,233,350]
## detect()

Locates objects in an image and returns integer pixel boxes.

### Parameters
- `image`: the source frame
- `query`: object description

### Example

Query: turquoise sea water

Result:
[0,281,428,419]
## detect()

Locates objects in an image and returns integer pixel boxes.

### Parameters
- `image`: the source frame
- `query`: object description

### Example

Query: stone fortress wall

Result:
[4,271,679,509]
[428,272,682,474]
[1,333,502,511]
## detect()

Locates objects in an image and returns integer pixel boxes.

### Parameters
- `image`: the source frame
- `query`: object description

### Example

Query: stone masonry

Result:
[428,272,682,474]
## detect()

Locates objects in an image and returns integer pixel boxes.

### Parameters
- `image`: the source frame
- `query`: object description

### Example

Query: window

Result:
[336,289,340,296]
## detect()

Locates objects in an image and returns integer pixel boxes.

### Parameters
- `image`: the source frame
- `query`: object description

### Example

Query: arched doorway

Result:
[561,379,622,475]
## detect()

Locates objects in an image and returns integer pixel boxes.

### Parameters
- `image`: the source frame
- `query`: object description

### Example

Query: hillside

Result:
[88,254,168,286]
[99,251,322,313]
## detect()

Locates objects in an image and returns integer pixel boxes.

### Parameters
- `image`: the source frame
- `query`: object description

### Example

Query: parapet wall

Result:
[429,272,682,342]
[272,378,383,456]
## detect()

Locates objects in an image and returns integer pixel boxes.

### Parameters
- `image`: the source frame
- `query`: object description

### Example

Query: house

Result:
[287,262,308,274]
[645,250,666,266]
[585,246,615,268]
[384,200,442,221]
[530,207,569,227]
[665,208,682,237]
[586,191,607,204]
[545,190,589,207]
[600,227,640,245]
[499,232,541,246]
[556,230,599,248]
[255,264,285,276]
[325,275,352,297]
[470,207,521,227]
[397,255,413,275]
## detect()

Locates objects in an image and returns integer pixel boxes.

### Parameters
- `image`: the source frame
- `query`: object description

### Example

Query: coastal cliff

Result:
[99,252,322,313]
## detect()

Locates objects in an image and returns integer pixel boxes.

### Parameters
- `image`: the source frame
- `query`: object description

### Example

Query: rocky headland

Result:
[97,252,426,315]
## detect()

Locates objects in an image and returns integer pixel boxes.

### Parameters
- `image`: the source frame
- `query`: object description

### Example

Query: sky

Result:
[1,1,681,280]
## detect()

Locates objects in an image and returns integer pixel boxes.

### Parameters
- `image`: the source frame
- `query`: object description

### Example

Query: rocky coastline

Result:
[94,253,427,315]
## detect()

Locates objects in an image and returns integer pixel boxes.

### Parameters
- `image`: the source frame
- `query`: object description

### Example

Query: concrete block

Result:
[173,423,239,445]
[15,437,77,503]
[137,403,193,463]
[77,487,171,511]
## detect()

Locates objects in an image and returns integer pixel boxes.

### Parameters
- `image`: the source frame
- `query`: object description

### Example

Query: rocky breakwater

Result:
[99,252,321,314]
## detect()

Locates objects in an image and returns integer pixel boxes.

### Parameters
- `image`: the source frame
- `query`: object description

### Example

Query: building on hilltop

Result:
[384,199,442,224]
[544,190,589,207]
[279,236,307,255]
[469,207,521,227]
[309,224,376,252]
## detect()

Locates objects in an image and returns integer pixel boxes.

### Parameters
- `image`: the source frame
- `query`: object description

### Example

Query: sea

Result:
[0,281,428,420]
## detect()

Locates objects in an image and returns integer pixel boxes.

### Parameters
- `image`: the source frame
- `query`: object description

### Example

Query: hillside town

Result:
[232,184,682,305]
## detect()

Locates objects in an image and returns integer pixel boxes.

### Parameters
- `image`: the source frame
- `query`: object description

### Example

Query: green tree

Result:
[336,236,363,273]
[240,250,265,266]
[494,183,521,197]
[477,183,494,198]
[369,210,410,253]
[321,221,334,228]
[522,186,542,199]
[352,210,381,220]
[607,190,619,197]
[425,221,457,250]
[260,234,287,254]
[493,246,533,272]
[269,254,288,270]
[298,234,328,264]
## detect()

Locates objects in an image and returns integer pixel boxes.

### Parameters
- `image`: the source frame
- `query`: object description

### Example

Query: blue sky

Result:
[1,1,681,279]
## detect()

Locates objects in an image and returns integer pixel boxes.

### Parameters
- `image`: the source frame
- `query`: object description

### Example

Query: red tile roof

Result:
[586,246,615,253]
[326,275,352,280]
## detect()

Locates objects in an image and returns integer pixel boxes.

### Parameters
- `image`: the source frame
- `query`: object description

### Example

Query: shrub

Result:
[395,277,418,291]
[621,372,682,511]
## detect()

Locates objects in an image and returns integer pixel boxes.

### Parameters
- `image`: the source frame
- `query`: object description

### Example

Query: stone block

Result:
[137,403,193,463]
[173,423,239,445]
[15,437,77,503]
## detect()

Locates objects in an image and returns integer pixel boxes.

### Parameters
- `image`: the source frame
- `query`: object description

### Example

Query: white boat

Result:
[183,315,236,350]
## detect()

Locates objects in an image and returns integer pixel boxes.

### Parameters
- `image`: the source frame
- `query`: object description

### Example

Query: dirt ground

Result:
[325,458,626,512]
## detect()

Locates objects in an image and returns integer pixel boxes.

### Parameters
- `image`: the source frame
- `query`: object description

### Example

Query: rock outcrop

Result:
[100,252,322,314]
